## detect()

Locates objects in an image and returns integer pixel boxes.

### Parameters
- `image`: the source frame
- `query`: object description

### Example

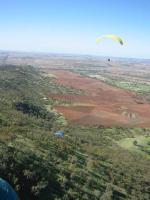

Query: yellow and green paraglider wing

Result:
[96,34,123,45]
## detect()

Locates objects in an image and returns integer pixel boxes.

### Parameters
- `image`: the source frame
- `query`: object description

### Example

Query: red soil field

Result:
[47,70,150,127]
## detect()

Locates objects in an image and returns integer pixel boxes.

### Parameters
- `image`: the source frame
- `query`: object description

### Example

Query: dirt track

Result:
[48,70,150,127]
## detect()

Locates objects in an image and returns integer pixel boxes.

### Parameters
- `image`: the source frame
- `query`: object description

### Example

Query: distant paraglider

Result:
[96,34,123,46]
[96,34,124,62]
[54,131,64,138]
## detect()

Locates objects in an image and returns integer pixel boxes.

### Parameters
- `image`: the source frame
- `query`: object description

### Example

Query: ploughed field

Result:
[47,70,150,127]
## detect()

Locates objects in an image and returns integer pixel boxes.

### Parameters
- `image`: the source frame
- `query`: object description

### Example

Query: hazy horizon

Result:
[1,49,150,61]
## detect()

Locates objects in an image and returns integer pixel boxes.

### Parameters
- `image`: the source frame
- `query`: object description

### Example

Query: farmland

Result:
[36,55,150,127]
[45,69,150,127]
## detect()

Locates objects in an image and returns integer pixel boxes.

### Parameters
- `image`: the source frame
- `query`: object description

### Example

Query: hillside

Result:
[0,64,150,200]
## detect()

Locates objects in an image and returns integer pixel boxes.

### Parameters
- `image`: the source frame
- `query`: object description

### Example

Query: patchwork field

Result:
[47,70,150,127]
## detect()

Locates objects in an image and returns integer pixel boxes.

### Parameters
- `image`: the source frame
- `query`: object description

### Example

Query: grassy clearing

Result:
[118,135,150,157]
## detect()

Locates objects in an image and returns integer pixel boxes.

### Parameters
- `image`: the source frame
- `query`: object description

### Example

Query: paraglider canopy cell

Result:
[0,178,19,200]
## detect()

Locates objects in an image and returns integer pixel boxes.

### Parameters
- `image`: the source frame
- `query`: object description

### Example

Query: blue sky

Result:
[0,0,150,58]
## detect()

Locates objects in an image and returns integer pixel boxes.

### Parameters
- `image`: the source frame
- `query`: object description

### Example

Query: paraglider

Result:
[54,131,64,138]
[96,34,123,45]
[0,178,19,200]
[96,34,124,62]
